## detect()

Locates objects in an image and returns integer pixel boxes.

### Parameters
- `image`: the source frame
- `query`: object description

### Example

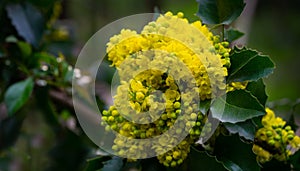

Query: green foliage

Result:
[224,28,244,42]
[224,119,256,141]
[214,134,259,171]
[6,2,44,47]
[211,90,265,123]
[227,48,275,83]
[196,0,245,25]
[4,77,34,116]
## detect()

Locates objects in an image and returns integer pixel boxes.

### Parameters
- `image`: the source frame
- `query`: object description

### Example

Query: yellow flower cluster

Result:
[102,11,247,167]
[253,108,300,163]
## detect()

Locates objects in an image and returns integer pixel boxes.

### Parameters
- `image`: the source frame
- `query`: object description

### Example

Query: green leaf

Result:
[17,41,32,57]
[224,119,256,141]
[196,0,245,25]
[188,147,225,171]
[214,134,260,171]
[290,150,300,171]
[84,156,111,171]
[224,28,244,42]
[6,2,44,47]
[0,114,25,151]
[227,48,275,83]
[246,79,268,106]
[211,89,265,123]
[200,99,211,114]
[101,156,123,171]
[4,77,34,116]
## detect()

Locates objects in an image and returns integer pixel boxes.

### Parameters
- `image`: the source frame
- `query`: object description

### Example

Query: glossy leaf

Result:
[214,134,259,171]
[101,156,123,171]
[211,90,265,123]
[6,2,44,47]
[199,99,211,114]
[189,148,225,171]
[224,119,256,141]
[246,79,268,106]
[227,48,275,83]
[290,150,300,171]
[4,77,34,116]
[84,156,111,171]
[196,0,245,25]
[224,28,244,42]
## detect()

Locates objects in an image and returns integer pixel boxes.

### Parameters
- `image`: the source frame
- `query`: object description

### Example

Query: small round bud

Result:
[102,116,108,121]
[108,116,115,122]
[111,110,119,116]
[268,139,275,146]
[177,12,184,18]
[166,156,172,162]
[285,126,292,131]
[274,135,281,141]
[287,134,294,140]
[102,110,109,116]
[266,130,273,137]
[171,161,177,167]
[174,102,181,109]
[190,113,197,120]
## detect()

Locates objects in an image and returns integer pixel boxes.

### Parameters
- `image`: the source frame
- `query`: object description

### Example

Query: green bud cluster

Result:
[253,108,300,163]
[188,113,212,140]
[157,138,191,167]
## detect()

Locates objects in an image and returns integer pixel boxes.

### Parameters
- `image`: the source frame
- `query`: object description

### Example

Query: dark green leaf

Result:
[46,130,89,171]
[214,134,260,171]
[140,158,166,171]
[224,28,244,42]
[4,77,34,116]
[200,99,211,114]
[189,147,225,171]
[246,79,268,106]
[196,0,245,25]
[84,156,111,171]
[251,116,263,128]
[211,90,265,123]
[260,159,291,171]
[0,115,25,151]
[6,2,44,47]
[17,41,32,57]
[101,156,123,171]
[227,48,275,83]
[224,119,256,141]
[290,150,300,171]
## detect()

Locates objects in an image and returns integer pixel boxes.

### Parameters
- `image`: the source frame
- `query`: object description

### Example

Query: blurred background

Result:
[0,0,300,170]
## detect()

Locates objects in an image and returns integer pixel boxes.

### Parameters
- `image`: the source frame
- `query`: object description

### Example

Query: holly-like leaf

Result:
[196,0,245,25]
[200,99,211,114]
[189,148,225,171]
[224,119,256,141]
[84,156,111,171]
[4,77,34,116]
[246,79,268,106]
[290,150,300,171]
[6,2,44,47]
[227,48,275,83]
[224,28,244,42]
[211,89,265,123]
[214,134,259,171]
[101,156,123,171]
